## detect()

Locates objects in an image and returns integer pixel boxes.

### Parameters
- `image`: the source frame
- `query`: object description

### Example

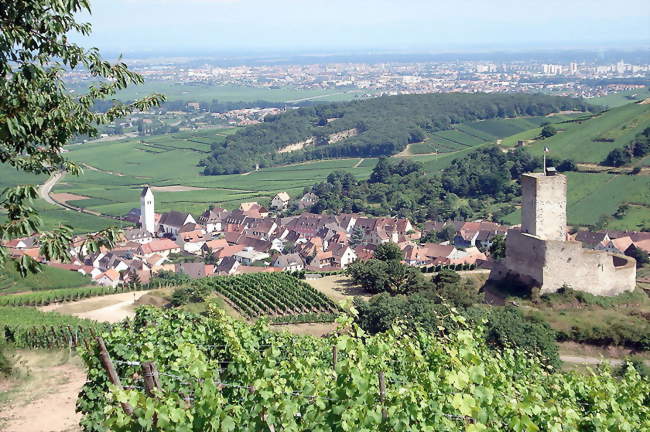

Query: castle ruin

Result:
[489,171,636,296]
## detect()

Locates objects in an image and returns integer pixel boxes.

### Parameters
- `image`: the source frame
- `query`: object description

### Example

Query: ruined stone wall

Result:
[493,230,636,296]
[541,239,636,296]
[521,173,567,241]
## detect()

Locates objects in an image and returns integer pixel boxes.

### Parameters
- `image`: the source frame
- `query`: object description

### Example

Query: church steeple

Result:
[140,186,155,234]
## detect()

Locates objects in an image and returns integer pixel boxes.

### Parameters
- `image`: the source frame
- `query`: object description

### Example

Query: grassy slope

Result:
[0,265,92,294]
[502,172,650,227]
[588,87,650,108]
[525,102,650,163]
[59,130,378,217]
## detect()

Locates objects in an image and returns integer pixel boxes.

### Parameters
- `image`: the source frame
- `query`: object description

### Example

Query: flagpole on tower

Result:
[543,146,549,175]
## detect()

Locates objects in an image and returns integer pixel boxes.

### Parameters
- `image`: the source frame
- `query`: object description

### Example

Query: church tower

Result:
[140,186,155,234]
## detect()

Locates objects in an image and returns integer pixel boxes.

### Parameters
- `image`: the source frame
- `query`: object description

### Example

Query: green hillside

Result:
[0,264,92,294]
[502,172,650,228]
[412,114,584,154]
[525,102,650,163]
[200,93,596,175]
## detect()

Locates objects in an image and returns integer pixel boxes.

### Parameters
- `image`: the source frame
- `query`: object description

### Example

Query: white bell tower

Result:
[140,186,155,234]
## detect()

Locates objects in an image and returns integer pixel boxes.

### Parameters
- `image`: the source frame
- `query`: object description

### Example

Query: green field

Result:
[0,264,92,294]
[503,172,650,227]
[421,114,584,154]
[589,87,650,108]
[525,102,650,163]
[75,81,368,104]
[43,130,379,218]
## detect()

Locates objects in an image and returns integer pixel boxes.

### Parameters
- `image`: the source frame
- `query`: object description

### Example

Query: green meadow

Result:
[526,102,650,163]
[416,114,584,154]
[503,172,650,227]
[589,87,650,108]
[86,81,367,103]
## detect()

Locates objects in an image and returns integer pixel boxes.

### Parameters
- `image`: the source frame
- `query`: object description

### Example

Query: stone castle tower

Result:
[489,170,636,296]
[520,172,567,241]
[140,186,155,234]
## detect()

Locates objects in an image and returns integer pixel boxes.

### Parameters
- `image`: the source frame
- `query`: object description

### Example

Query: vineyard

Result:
[0,306,107,349]
[76,306,650,432]
[197,273,339,323]
[0,284,142,306]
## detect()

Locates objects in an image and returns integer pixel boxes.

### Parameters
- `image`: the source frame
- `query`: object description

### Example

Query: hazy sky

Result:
[76,0,650,54]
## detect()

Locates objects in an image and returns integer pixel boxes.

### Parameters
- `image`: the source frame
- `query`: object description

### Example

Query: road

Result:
[38,171,65,205]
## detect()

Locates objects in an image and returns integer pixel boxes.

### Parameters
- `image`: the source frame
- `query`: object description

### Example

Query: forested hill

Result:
[200,93,597,175]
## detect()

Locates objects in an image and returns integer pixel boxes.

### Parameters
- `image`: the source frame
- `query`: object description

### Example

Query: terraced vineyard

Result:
[199,273,339,323]
[411,114,585,154]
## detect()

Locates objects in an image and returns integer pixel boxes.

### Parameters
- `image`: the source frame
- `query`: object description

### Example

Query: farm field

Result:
[197,273,339,324]
[588,87,650,108]
[53,130,379,218]
[0,265,92,294]
[78,81,368,103]
[421,114,582,154]
[525,102,650,163]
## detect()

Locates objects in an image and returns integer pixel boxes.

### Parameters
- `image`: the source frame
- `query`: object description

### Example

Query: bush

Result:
[486,307,560,367]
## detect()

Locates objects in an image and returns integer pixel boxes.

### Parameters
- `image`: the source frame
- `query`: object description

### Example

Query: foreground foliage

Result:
[0,0,163,275]
[0,306,105,348]
[78,307,649,431]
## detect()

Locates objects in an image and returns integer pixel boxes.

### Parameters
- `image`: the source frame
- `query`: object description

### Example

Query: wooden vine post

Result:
[96,337,134,416]
[378,371,388,421]
[141,362,162,397]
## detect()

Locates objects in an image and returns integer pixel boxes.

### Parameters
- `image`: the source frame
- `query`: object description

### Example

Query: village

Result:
[3,184,649,290]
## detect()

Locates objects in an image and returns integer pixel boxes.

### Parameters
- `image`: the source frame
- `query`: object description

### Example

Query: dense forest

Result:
[301,146,576,223]
[200,93,597,175]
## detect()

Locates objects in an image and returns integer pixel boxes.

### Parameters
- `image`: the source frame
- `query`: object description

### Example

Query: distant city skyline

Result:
[75,0,650,55]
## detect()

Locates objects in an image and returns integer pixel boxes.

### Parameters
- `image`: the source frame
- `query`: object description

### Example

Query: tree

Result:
[489,234,507,259]
[602,148,632,167]
[0,0,164,275]
[540,125,557,139]
[485,307,560,367]
[374,242,403,261]
[349,227,365,247]
[626,245,649,268]
[346,258,430,295]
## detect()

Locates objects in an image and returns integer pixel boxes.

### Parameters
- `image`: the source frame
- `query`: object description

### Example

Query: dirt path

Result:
[41,290,151,323]
[0,351,85,432]
[560,355,625,366]
[39,171,66,206]
[353,158,365,168]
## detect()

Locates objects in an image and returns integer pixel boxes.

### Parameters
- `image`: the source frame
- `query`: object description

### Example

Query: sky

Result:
[75,0,650,55]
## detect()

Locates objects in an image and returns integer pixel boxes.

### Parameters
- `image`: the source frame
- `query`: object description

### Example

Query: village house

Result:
[298,192,319,210]
[271,192,291,210]
[122,227,153,244]
[233,247,270,265]
[176,227,207,254]
[215,256,240,275]
[272,253,304,271]
[137,238,181,258]
[94,268,121,288]
[198,207,229,233]
[175,262,215,279]
[329,243,357,268]
[158,211,196,237]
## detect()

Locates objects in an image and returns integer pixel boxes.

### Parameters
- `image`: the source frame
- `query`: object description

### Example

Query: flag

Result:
[544,147,550,153]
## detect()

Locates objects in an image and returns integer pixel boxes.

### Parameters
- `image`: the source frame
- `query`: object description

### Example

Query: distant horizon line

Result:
[90,45,650,62]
